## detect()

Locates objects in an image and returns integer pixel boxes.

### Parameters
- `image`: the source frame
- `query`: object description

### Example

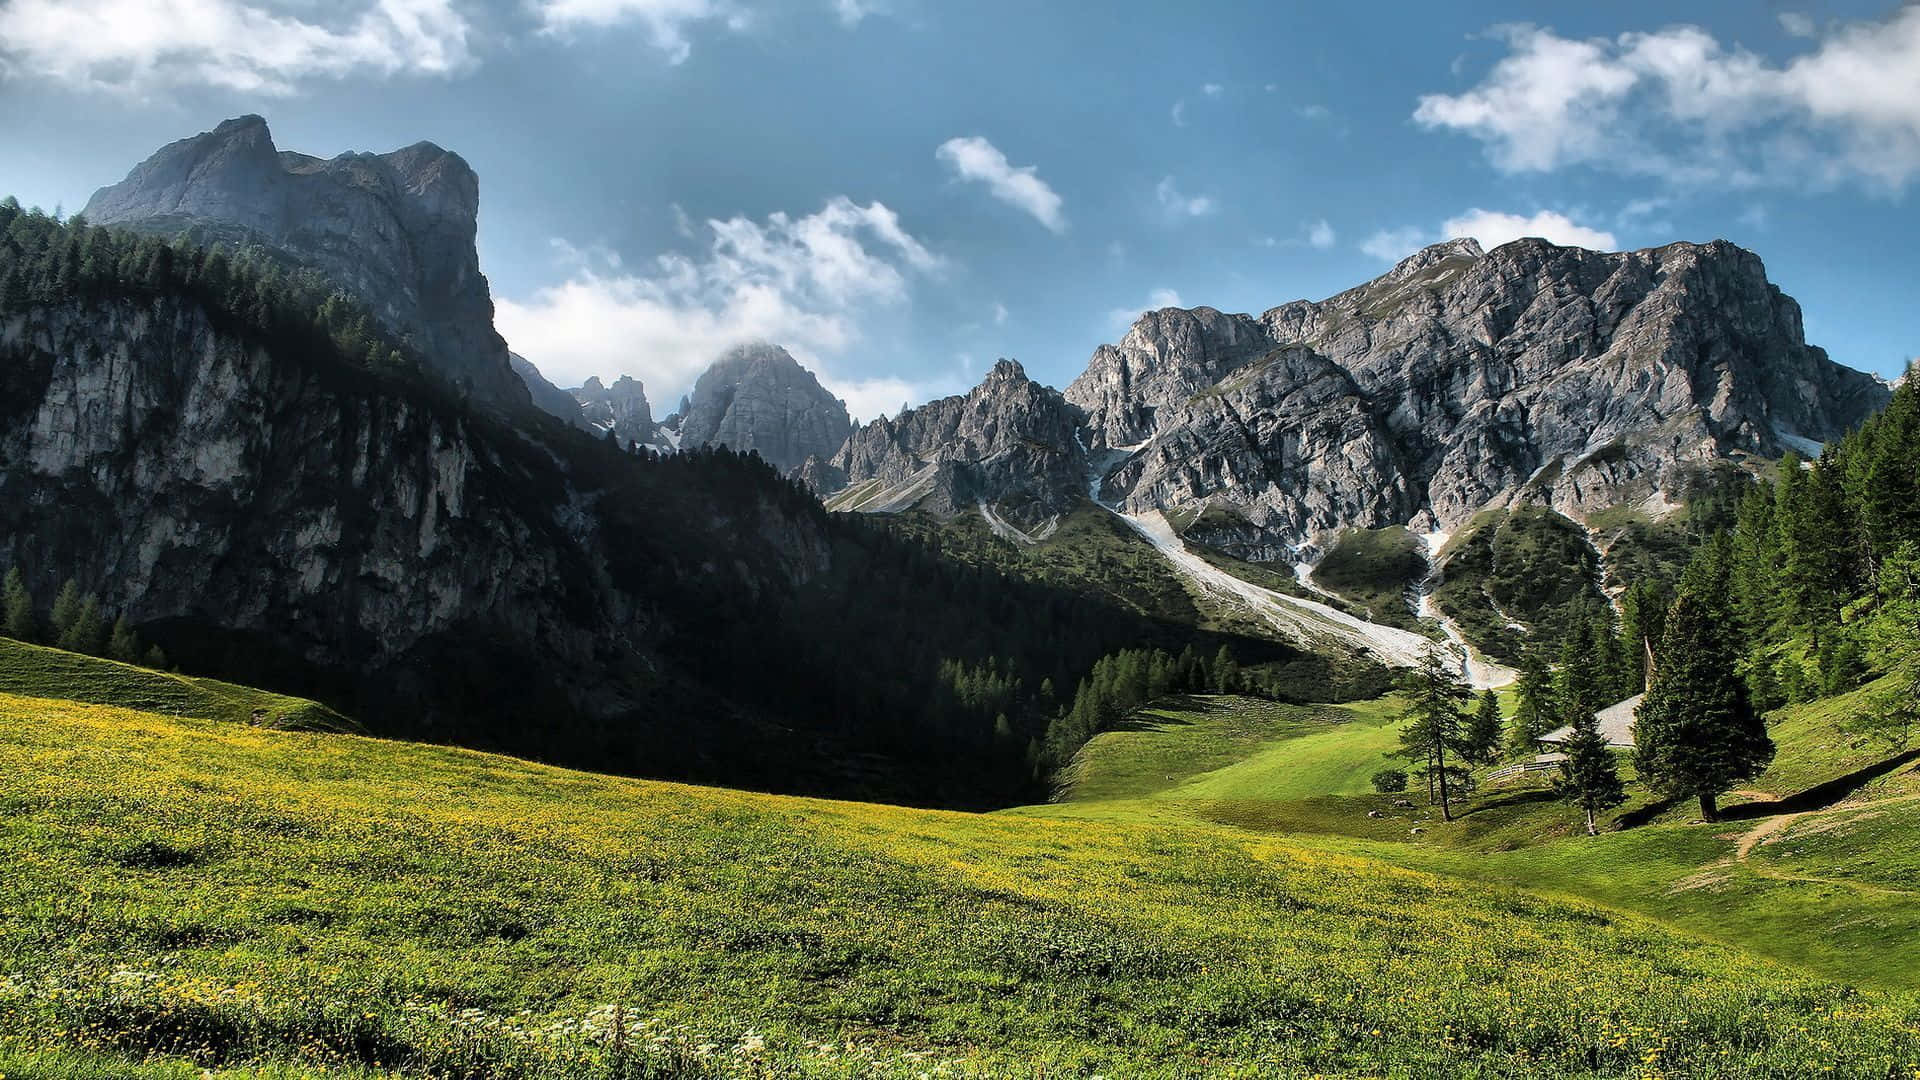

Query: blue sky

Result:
[1,0,1915,420]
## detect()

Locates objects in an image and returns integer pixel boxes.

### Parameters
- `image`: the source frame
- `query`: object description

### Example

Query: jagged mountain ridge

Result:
[824,359,1085,526]
[1075,237,1886,556]
[824,236,1885,567]
[81,116,528,412]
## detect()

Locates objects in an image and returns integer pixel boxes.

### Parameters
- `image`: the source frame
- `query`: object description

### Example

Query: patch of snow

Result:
[1413,530,1517,690]
[1772,426,1825,459]
[1118,508,1436,670]
[979,500,1038,546]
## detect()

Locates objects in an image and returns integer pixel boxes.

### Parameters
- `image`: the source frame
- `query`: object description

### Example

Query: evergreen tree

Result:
[1862,376,1920,560]
[1554,706,1627,835]
[47,579,81,643]
[107,615,140,663]
[60,594,105,655]
[1634,575,1775,822]
[1507,649,1554,757]
[2,568,33,642]
[1394,646,1472,821]
[143,644,168,670]
[1463,688,1503,766]
[1555,618,1603,724]
[1211,645,1239,694]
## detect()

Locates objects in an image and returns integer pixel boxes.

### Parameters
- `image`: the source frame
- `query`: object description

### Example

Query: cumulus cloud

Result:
[532,0,751,62]
[1360,209,1616,262]
[1415,8,1920,191]
[936,136,1067,233]
[1305,219,1336,248]
[495,197,939,398]
[0,0,473,94]
[831,0,884,25]
[1201,82,1223,97]
[1170,100,1188,127]
[1155,176,1214,217]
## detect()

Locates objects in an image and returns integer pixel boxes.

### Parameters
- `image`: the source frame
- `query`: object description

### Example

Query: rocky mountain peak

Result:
[826,359,1086,526]
[1077,235,1888,555]
[572,373,656,445]
[677,343,851,470]
[81,116,525,412]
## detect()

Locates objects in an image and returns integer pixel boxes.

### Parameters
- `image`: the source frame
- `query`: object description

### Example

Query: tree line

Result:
[2,566,166,668]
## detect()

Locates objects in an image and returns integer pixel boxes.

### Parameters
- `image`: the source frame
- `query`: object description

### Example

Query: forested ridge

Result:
[0,201,1377,807]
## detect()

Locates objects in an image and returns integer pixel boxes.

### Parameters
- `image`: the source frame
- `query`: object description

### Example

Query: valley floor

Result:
[1,685,1918,1078]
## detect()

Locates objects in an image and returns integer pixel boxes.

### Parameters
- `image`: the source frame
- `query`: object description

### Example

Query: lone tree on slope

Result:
[1634,571,1774,823]
[1554,681,1627,835]
[1463,688,1503,766]
[1395,645,1473,821]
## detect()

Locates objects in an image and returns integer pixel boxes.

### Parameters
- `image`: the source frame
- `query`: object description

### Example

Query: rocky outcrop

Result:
[512,353,590,427]
[572,374,656,445]
[1069,237,1888,555]
[678,344,851,470]
[827,360,1086,526]
[81,116,528,412]
[0,293,829,764]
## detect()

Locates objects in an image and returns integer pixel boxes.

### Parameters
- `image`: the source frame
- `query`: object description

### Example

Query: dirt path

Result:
[1731,794,1920,895]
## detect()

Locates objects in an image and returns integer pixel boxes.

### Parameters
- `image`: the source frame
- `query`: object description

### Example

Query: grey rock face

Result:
[82,115,528,412]
[678,343,851,470]
[828,359,1086,525]
[1069,237,1888,552]
[0,294,829,736]
[512,353,592,427]
[572,374,656,445]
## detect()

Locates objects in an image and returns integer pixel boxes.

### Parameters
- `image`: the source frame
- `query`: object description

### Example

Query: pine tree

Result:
[2,568,34,642]
[60,594,105,655]
[1211,645,1239,694]
[143,644,168,670]
[48,579,81,644]
[1395,646,1472,821]
[107,615,140,663]
[1633,573,1775,822]
[1862,376,1920,560]
[1555,706,1627,835]
[1555,617,1603,723]
[1463,688,1503,765]
[1508,649,1554,757]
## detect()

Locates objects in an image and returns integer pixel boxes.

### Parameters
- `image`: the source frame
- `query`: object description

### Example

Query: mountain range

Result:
[1,115,1894,801]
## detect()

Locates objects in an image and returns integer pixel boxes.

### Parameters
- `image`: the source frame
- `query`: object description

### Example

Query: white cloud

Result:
[1360,226,1432,262]
[1305,219,1336,249]
[496,196,939,396]
[991,302,1008,325]
[0,0,472,94]
[1778,12,1815,38]
[831,0,884,25]
[1106,287,1184,331]
[1201,82,1223,97]
[1170,100,1189,126]
[822,371,963,425]
[936,136,1067,233]
[532,0,751,63]
[1440,208,1616,251]
[1361,209,1616,262]
[1155,176,1215,217]
[1416,9,1920,190]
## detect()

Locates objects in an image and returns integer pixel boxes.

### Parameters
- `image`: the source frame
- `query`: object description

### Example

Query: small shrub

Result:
[1370,768,1408,793]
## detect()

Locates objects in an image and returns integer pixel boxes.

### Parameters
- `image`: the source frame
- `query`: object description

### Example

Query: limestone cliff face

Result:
[1067,237,1887,555]
[827,360,1086,526]
[512,353,592,427]
[0,294,829,743]
[677,344,851,470]
[82,116,528,412]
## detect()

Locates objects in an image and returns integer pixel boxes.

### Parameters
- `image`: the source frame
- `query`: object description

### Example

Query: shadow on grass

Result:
[1463,788,1559,817]
[1718,747,1920,821]
[1108,695,1223,732]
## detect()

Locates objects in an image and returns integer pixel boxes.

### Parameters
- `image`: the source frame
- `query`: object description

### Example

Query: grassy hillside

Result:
[1433,507,1608,662]
[1309,527,1431,635]
[1025,687,1920,997]
[0,636,354,731]
[5,694,1917,1078]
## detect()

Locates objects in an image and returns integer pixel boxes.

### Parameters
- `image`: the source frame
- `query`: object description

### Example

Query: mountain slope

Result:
[1071,237,1887,556]
[3,205,1309,806]
[677,342,851,470]
[5,692,1914,1078]
[81,115,528,412]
